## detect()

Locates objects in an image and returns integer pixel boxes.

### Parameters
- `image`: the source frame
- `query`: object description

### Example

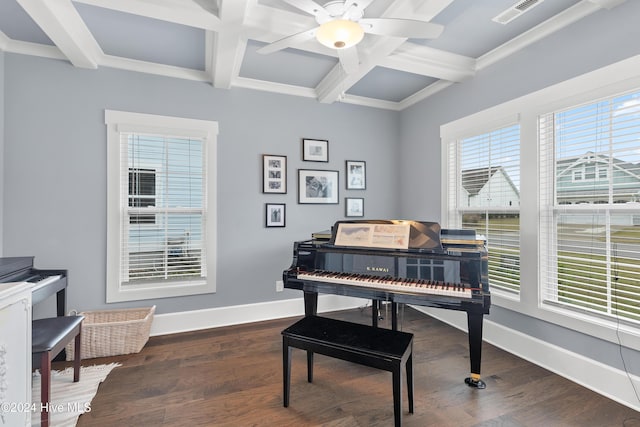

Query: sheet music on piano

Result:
[330,219,443,251]
[333,222,411,249]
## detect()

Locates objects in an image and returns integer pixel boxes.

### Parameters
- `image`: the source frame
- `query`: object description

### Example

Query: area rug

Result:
[31,363,121,427]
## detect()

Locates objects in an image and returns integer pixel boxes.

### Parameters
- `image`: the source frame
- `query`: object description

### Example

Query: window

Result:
[106,110,218,303]
[445,123,521,293]
[540,89,640,323]
[129,168,156,224]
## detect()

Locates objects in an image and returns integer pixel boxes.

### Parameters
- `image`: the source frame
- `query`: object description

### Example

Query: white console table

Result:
[0,282,32,427]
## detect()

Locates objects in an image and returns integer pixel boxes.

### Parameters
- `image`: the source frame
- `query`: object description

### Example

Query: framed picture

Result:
[302,138,329,162]
[298,169,339,204]
[262,154,287,193]
[346,160,366,190]
[345,197,364,217]
[265,203,286,227]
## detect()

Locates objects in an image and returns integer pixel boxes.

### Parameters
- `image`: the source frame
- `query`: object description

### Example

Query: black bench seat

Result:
[282,315,414,427]
[32,315,84,427]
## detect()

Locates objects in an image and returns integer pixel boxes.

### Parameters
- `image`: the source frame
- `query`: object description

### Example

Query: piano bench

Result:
[32,315,84,427]
[282,315,414,427]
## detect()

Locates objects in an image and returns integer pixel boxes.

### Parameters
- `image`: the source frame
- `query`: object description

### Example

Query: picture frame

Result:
[265,203,286,227]
[262,154,287,194]
[298,169,339,204]
[346,160,366,190]
[302,138,329,162]
[345,197,364,217]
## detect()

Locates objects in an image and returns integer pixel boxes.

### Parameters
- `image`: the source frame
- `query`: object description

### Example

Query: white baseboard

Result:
[412,306,640,413]
[149,295,367,336]
[150,297,640,412]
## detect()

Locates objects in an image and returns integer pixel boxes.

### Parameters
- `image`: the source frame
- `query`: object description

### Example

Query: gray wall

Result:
[0,51,4,256]
[399,1,640,375]
[3,54,400,315]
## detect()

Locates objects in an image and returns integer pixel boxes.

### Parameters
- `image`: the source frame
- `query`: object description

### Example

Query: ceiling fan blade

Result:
[337,46,360,74]
[256,28,318,55]
[281,0,331,21]
[359,18,444,39]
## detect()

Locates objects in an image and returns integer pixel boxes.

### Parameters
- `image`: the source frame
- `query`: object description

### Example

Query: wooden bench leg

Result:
[283,339,291,407]
[407,353,414,414]
[73,327,81,382]
[306,351,314,383]
[40,351,52,427]
[392,363,402,427]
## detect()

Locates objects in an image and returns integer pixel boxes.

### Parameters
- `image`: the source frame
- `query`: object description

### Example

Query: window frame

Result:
[440,55,640,351]
[441,115,521,297]
[105,110,218,303]
[539,90,640,324]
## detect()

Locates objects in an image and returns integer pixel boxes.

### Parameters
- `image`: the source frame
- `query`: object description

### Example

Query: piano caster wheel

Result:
[465,377,486,389]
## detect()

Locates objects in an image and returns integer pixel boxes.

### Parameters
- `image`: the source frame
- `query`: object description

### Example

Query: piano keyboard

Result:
[29,274,62,292]
[297,271,474,299]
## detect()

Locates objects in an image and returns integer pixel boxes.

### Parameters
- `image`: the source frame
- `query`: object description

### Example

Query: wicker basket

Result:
[66,306,155,360]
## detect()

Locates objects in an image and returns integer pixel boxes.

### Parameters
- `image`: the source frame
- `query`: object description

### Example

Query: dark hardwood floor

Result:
[63,306,640,426]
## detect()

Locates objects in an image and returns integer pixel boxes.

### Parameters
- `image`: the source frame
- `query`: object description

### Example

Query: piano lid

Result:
[329,220,442,251]
[0,256,35,279]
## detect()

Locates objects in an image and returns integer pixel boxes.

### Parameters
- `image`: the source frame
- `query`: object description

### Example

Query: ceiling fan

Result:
[257,0,444,74]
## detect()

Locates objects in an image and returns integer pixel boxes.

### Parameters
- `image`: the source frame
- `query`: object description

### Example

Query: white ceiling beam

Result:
[0,31,9,51]
[101,54,210,82]
[17,0,102,69]
[316,38,406,104]
[316,0,454,104]
[208,0,250,89]
[586,0,627,9]
[380,43,475,83]
[72,0,222,31]
[0,38,67,61]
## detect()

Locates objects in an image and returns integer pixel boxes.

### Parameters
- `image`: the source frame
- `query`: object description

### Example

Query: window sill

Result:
[106,278,215,303]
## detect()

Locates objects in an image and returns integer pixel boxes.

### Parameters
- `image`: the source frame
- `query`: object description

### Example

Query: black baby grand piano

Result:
[0,256,68,316]
[283,220,491,388]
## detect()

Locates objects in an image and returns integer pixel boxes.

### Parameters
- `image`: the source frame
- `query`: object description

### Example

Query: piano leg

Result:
[302,291,318,382]
[303,291,318,316]
[56,288,66,317]
[465,311,486,389]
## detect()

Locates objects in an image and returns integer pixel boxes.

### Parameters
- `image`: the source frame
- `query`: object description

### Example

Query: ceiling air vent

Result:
[492,0,545,25]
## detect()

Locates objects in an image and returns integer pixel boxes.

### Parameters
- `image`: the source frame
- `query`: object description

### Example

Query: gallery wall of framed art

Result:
[262,137,369,227]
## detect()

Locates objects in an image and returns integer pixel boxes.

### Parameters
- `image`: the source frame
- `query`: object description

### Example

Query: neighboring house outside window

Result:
[540,90,640,322]
[444,123,521,293]
[129,168,156,224]
[105,110,218,303]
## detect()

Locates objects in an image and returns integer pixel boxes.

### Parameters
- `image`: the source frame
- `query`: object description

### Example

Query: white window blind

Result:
[106,110,217,303]
[448,124,521,293]
[122,132,207,285]
[540,90,640,323]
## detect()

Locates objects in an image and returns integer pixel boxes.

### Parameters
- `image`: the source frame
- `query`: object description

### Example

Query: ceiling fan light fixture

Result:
[316,19,364,49]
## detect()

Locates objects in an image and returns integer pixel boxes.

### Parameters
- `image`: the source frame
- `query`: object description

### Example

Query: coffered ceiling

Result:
[0,0,627,110]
